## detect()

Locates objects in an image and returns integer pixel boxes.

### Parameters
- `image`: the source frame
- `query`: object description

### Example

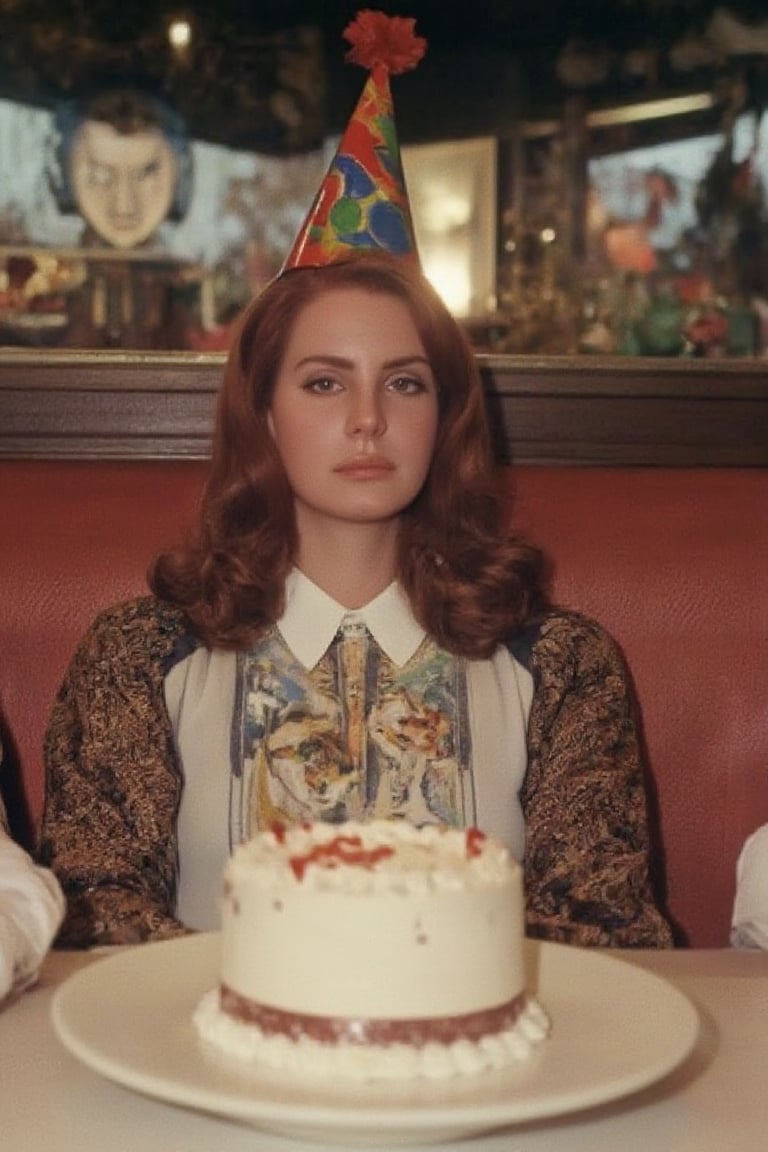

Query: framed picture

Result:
[402,137,497,319]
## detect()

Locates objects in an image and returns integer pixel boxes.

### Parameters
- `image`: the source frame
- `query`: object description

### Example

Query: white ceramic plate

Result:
[52,933,698,1146]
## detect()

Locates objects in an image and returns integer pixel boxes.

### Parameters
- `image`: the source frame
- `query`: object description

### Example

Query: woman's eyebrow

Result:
[293,354,432,370]
[384,355,432,370]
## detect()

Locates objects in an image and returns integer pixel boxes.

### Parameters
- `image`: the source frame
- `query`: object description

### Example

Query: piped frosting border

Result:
[194,988,550,1080]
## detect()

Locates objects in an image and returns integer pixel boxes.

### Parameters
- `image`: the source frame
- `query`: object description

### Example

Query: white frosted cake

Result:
[194,820,549,1079]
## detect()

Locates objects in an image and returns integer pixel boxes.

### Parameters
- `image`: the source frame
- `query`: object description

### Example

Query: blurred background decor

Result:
[0,1,767,354]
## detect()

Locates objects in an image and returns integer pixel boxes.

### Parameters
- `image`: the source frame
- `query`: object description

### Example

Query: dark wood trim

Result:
[1,349,766,466]
[480,355,768,467]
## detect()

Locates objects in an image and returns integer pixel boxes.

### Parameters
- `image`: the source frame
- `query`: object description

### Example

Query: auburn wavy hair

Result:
[149,252,547,657]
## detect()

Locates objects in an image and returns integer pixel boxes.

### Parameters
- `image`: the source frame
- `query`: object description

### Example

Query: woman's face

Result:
[268,286,439,536]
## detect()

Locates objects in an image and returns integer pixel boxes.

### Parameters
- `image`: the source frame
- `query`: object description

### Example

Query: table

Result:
[2,946,766,1151]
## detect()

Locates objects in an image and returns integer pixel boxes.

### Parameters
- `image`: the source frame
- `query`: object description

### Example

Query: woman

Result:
[40,251,673,949]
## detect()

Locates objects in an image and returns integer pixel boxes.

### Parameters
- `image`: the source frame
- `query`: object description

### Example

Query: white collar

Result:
[278,569,425,670]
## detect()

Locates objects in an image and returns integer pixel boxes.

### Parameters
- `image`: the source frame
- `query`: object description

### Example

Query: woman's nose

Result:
[346,388,386,437]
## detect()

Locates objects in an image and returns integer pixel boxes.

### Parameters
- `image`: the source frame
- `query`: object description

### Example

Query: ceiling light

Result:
[168,18,192,52]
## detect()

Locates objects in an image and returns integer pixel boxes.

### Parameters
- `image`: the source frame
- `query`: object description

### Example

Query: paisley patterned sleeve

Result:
[521,611,674,948]
[39,597,192,947]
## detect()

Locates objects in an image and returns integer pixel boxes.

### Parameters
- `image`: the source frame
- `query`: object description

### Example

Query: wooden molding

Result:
[1,349,767,466]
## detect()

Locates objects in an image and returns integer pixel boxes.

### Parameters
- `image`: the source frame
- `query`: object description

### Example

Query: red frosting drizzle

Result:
[289,834,395,881]
[465,827,487,857]
[269,820,286,844]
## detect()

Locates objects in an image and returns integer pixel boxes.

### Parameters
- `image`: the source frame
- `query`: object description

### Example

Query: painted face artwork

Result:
[69,118,178,248]
[268,286,439,537]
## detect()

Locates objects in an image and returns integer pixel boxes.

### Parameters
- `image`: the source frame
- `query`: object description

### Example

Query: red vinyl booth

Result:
[1,459,767,947]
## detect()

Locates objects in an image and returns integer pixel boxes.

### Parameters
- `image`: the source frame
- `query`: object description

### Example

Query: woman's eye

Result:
[302,377,341,394]
[387,375,425,395]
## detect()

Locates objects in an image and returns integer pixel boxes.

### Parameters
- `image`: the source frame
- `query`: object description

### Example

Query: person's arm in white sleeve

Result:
[0,796,65,1000]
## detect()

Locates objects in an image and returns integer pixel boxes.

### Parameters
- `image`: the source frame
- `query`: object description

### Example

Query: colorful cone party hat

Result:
[281,9,427,271]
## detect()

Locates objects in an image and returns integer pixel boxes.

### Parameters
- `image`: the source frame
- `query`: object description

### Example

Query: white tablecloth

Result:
[2,945,766,1152]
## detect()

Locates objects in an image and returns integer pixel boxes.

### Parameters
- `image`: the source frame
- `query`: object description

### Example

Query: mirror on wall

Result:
[1,1,767,358]
[494,89,768,357]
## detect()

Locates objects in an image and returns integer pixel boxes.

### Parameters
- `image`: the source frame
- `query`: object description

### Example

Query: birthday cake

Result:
[193,820,550,1080]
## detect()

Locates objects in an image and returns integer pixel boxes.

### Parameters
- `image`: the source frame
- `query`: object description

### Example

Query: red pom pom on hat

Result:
[344,9,428,75]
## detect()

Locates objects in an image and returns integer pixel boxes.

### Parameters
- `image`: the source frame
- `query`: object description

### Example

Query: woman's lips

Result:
[334,456,395,479]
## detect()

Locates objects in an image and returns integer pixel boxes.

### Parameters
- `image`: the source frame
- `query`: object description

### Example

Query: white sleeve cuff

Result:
[0,836,65,997]
[731,824,768,950]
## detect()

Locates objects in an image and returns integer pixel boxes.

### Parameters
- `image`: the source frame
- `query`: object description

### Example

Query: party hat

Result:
[281,9,427,271]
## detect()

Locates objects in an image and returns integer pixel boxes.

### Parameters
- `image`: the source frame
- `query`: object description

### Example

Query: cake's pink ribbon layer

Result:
[220,985,525,1046]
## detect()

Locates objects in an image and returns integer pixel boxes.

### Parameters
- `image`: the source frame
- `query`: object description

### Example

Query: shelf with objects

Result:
[0,245,212,351]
